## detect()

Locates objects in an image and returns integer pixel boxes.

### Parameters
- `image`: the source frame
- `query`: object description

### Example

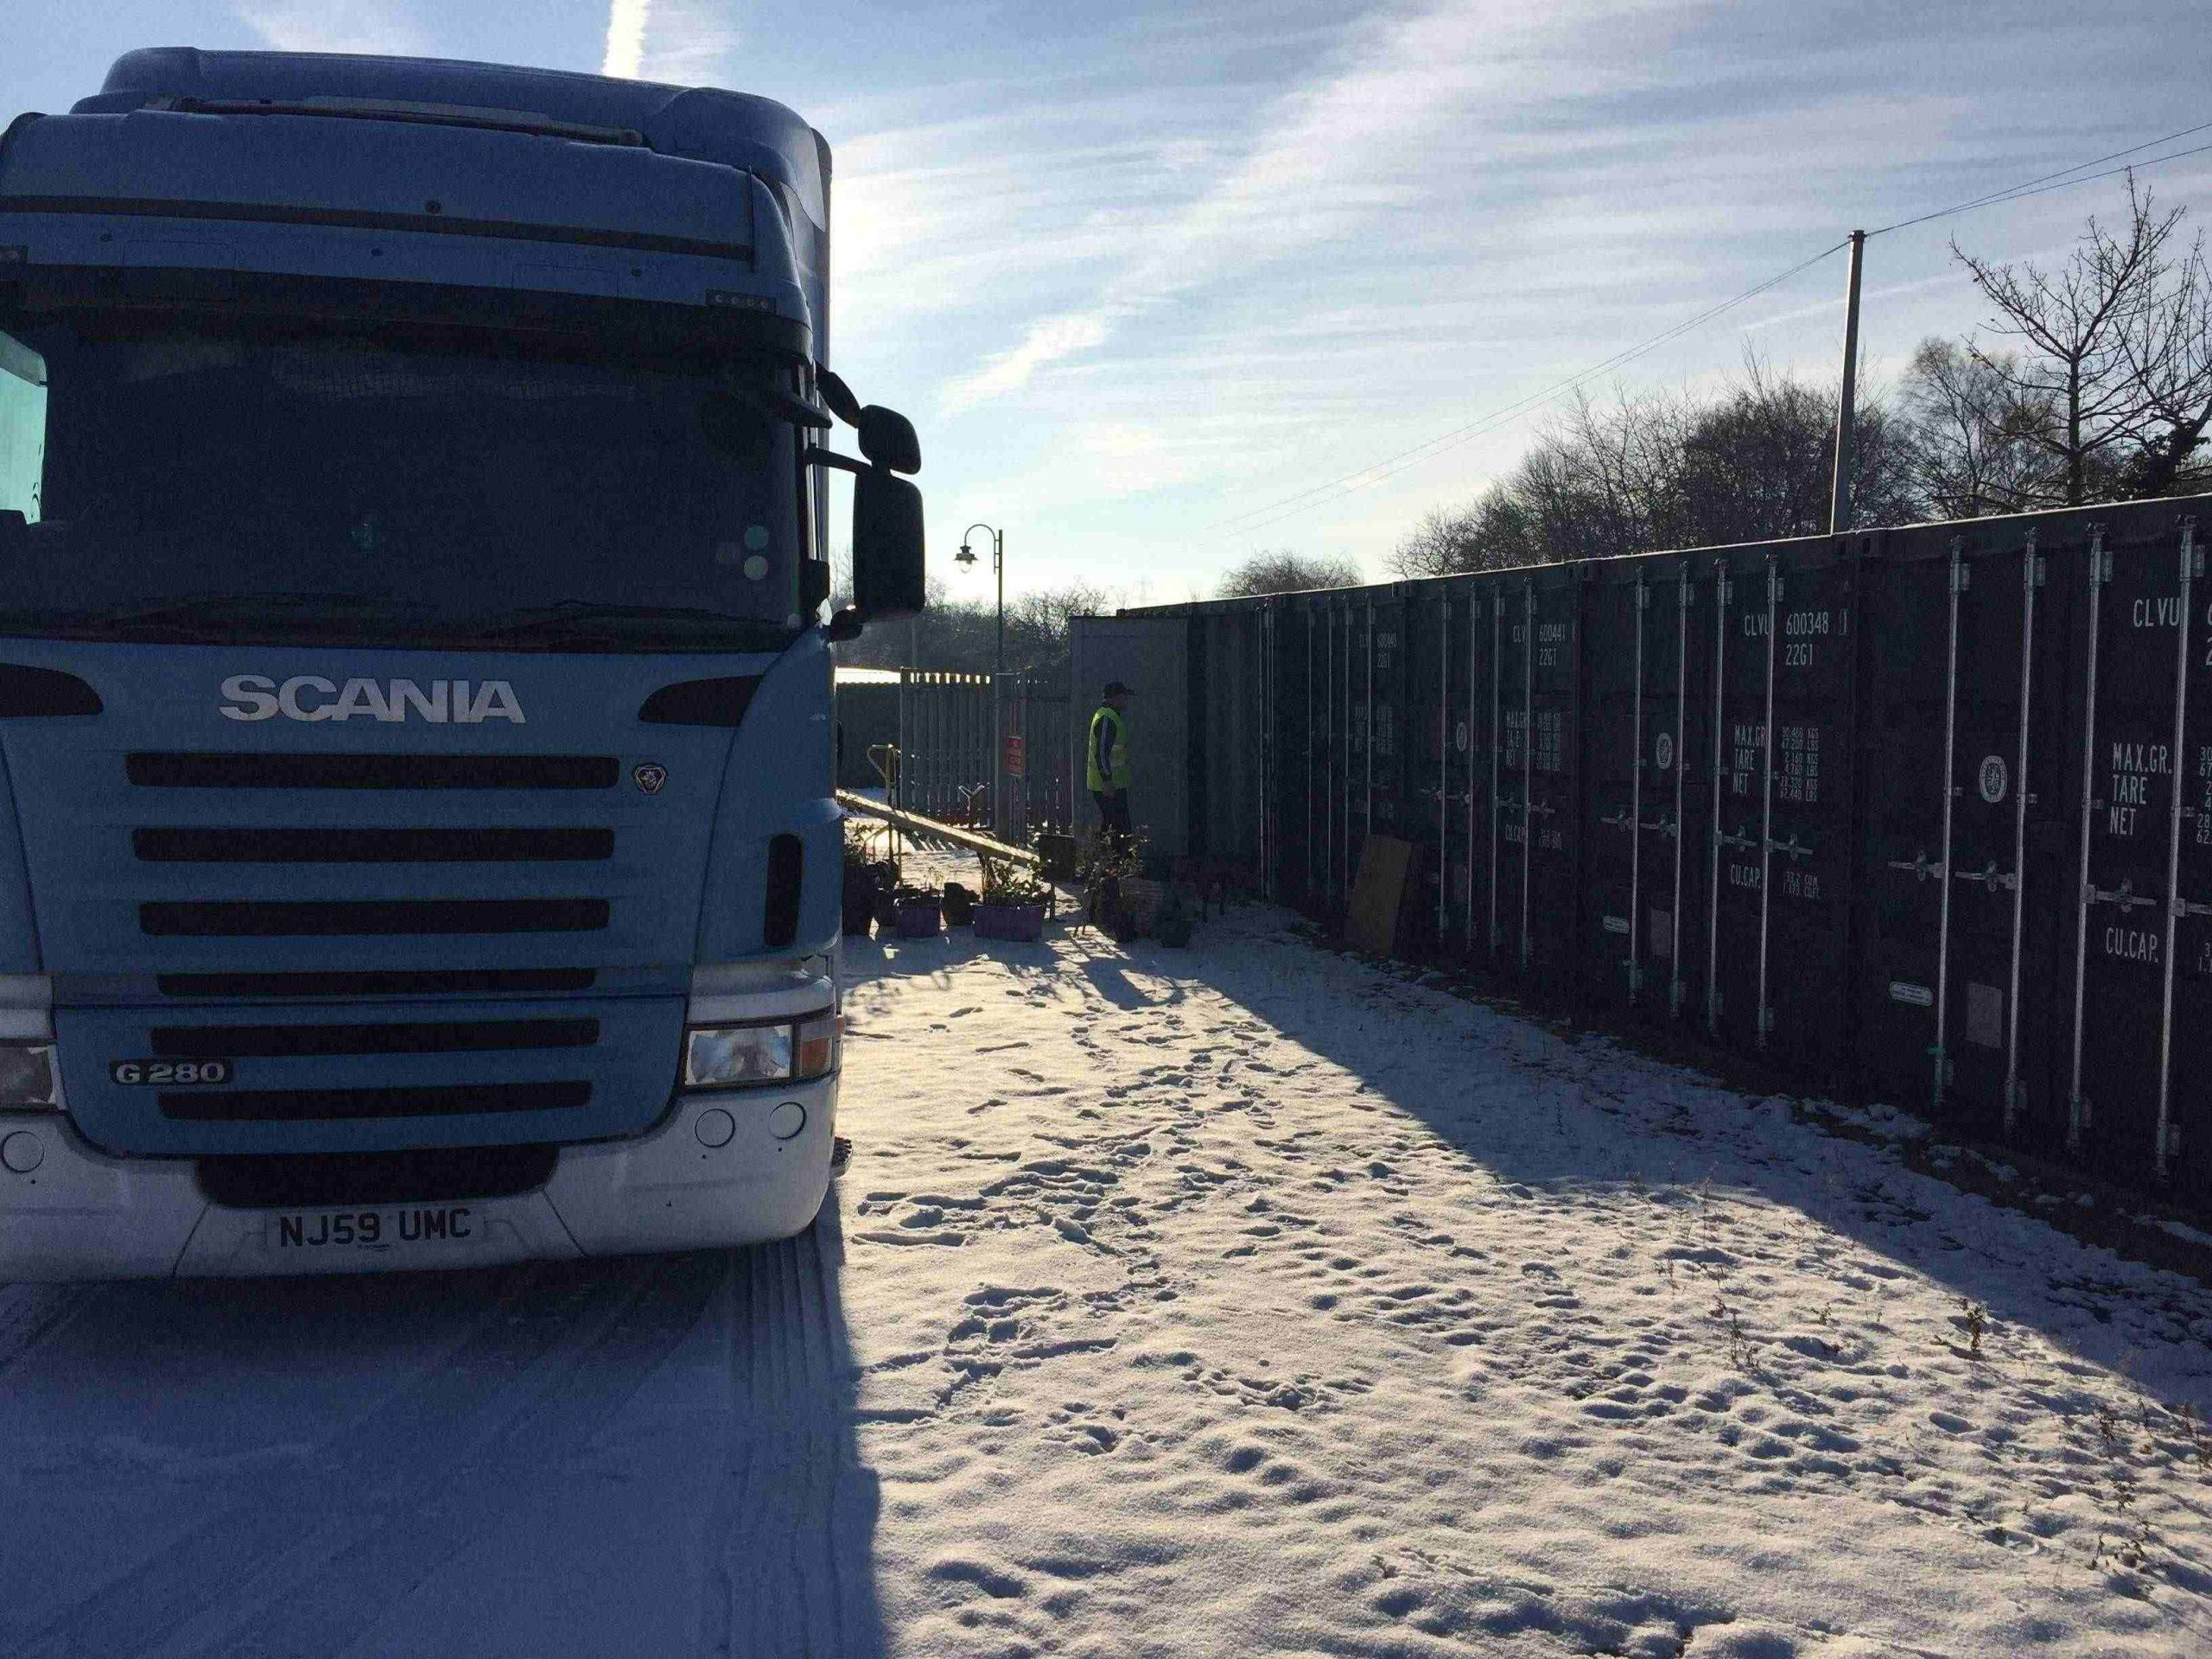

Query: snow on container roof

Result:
[77,48,827,237]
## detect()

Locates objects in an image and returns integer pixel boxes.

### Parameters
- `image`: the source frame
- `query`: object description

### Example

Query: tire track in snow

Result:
[696,1217,877,1659]
[0,1282,99,1377]
[185,1250,730,1659]
[13,1257,688,1659]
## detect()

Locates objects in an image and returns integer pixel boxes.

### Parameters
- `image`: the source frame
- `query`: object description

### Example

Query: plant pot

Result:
[1154,912,1193,948]
[1034,832,1078,882]
[841,893,876,937]
[942,882,976,926]
[872,891,900,930]
[974,901,1047,942]
[894,896,942,939]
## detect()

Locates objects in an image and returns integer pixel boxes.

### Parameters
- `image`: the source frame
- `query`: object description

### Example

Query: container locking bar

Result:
[2067,526,2109,1151]
[2153,517,2198,1180]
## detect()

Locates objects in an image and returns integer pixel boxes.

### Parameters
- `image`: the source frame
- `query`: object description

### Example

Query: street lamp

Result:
[957,523,1005,831]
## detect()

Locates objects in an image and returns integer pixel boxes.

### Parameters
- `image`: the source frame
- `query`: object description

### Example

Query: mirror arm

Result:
[803,447,873,477]
[825,607,866,642]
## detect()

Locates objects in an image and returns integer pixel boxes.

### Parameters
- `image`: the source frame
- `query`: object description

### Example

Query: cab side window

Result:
[0,331,46,523]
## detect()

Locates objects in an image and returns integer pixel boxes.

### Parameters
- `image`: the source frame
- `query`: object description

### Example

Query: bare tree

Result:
[2116,229,2212,498]
[1900,338,2060,518]
[1217,549,1362,596]
[1386,363,1916,577]
[1952,175,2193,505]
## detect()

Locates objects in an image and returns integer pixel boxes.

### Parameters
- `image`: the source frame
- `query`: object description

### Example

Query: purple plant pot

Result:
[973,902,1046,942]
[894,898,942,939]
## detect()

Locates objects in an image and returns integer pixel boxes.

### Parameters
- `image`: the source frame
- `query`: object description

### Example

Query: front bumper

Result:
[0,1076,837,1281]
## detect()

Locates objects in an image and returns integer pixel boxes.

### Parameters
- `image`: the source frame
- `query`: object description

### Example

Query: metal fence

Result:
[894,671,995,825]
[885,670,1073,841]
[1098,493,2212,1205]
[1004,675,1075,842]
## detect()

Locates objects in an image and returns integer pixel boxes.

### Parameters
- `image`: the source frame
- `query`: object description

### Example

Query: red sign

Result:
[1001,734,1027,777]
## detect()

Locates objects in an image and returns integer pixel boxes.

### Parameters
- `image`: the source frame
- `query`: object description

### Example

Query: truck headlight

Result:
[682,1011,839,1090]
[0,1042,60,1109]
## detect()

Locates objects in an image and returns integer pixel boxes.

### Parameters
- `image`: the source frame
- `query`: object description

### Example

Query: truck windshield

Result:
[0,313,807,652]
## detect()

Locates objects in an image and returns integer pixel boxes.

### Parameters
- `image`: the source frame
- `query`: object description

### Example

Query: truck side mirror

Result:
[856,406,921,476]
[852,467,925,620]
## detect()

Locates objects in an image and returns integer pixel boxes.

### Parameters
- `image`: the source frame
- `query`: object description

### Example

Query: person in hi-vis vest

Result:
[1086,681,1135,852]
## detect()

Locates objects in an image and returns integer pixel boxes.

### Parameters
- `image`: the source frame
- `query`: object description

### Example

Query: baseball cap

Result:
[1103,680,1135,697]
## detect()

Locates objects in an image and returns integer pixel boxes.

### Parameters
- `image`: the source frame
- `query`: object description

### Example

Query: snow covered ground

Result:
[5,862,2212,1656]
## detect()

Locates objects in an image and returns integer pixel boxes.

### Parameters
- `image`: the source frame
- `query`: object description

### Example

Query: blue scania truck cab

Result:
[0,48,926,1279]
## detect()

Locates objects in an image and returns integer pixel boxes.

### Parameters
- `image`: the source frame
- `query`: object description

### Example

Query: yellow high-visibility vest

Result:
[1086,705,1130,791]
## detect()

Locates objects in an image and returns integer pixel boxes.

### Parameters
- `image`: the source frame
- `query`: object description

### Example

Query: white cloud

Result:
[636,0,742,86]
[939,0,1664,413]
[601,0,651,79]
[601,0,740,86]
[235,1,429,55]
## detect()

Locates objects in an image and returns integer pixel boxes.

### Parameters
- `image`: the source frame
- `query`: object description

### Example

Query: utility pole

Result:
[1828,228,1866,534]
[957,524,1006,830]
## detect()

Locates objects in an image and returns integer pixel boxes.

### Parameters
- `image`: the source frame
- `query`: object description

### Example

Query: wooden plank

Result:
[835,790,1040,868]
[1346,835,1414,957]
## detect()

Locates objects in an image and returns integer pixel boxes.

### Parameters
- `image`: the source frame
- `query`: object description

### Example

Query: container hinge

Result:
[1706,987,1724,1023]
[1952,861,2018,892]
[1950,561,1972,593]
[2086,880,2160,912]
[1888,850,1945,882]
[1599,808,1634,830]
[1769,832,1814,861]
[2033,555,2048,588]
[2164,1121,2185,1159]
[1640,816,1677,836]
[1626,961,1645,995]
[1636,582,1651,612]
[1717,829,1760,852]
[2176,896,2212,919]
[1758,1005,1777,1035]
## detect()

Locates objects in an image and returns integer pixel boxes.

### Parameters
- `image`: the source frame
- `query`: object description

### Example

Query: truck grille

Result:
[196,1143,561,1209]
[126,752,620,789]
[162,1081,594,1122]
[140,899,612,936]
[155,968,599,998]
[133,827,615,862]
[150,1018,600,1058]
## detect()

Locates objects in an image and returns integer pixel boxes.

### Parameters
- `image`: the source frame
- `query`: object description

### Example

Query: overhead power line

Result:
[1869,120,2212,237]
[1204,240,1847,538]
[1201,118,2212,544]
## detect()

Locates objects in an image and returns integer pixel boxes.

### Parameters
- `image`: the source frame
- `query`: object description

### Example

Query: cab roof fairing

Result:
[6,46,832,353]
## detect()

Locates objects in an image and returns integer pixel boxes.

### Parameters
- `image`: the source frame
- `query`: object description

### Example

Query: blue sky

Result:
[10,3,2210,603]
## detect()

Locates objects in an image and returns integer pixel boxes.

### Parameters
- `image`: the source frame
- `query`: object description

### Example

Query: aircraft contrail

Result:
[601,0,650,78]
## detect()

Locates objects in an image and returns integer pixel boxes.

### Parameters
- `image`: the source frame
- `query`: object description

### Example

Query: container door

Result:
[2067,512,2204,1189]
[1580,567,1644,1024]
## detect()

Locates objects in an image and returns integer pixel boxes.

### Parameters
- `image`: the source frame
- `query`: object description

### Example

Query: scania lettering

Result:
[0,48,926,1280]
[219,674,528,723]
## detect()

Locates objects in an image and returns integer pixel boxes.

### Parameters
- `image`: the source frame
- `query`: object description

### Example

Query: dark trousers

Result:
[1091,788,1134,854]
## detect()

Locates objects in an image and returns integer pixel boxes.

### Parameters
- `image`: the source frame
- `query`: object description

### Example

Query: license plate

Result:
[274,1206,477,1249]
[111,1058,232,1085]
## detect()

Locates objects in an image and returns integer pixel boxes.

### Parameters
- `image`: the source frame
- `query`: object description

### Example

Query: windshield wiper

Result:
[46,597,440,641]
[84,593,432,630]
[461,602,793,649]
